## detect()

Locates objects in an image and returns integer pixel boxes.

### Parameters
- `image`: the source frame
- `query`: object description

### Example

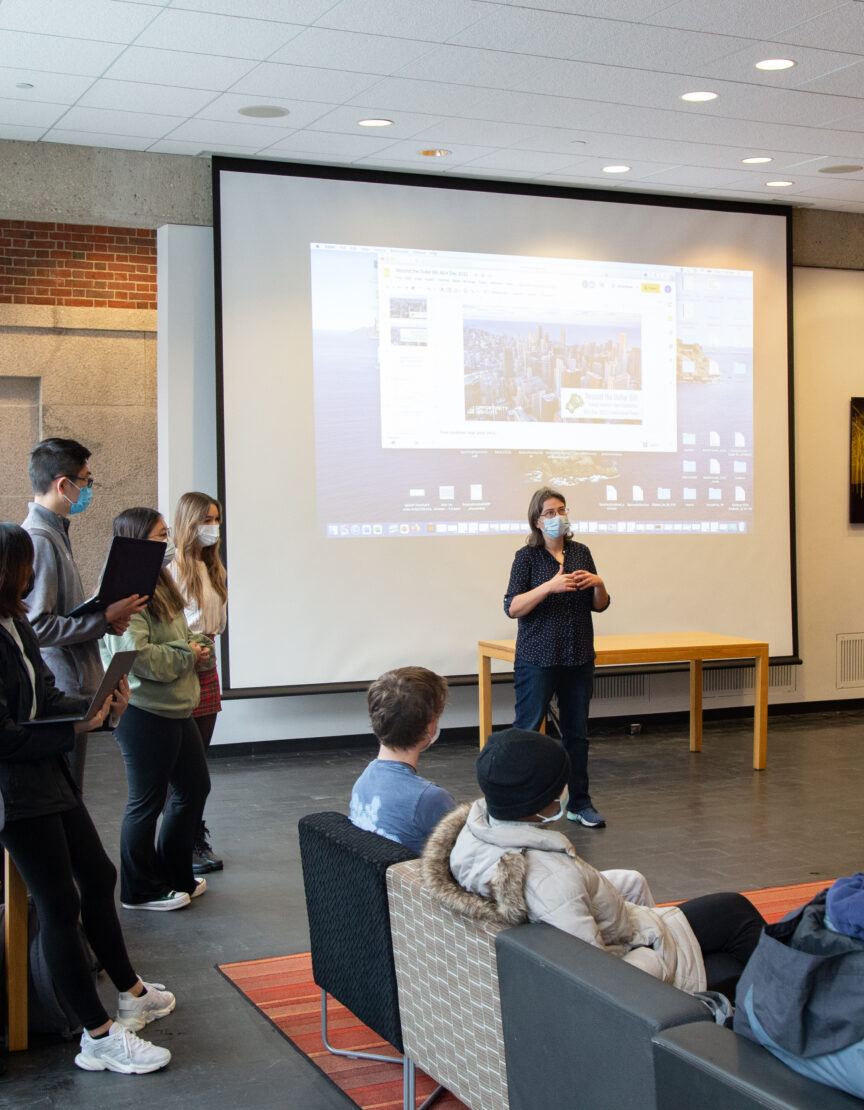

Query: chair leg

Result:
[404,1055,415,1110]
[319,989,403,1065]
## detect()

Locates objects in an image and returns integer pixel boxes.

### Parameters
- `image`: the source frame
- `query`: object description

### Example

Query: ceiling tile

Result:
[77,80,217,116]
[0,0,157,41]
[0,96,68,128]
[135,9,303,60]
[472,0,678,17]
[0,67,95,103]
[175,0,334,19]
[231,62,382,102]
[41,130,157,151]
[194,93,332,129]
[0,29,124,75]
[269,28,436,75]
[0,121,51,142]
[636,164,744,187]
[104,46,258,88]
[778,3,864,53]
[412,117,547,146]
[697,41,864,87]
[163,117,295,146]
[797,59,864,97]
[317,0,487,41]
[452,8,755,69]
[460,148,583,172]
[263,129,398,157]
[303,105,443,138]
[52,105,185,138]
[146,138,261,155]
[643,0,845,39]
[353,138,498,165]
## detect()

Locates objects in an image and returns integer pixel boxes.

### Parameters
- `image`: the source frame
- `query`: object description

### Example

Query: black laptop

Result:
[68,535,165,617]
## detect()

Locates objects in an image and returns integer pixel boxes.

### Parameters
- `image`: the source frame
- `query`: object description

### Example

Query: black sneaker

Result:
[192,825,223,872]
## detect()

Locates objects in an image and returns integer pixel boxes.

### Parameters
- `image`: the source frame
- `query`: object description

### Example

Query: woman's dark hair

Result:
[113,508,186,624]
[0,524,35,619]
[526,486,573,548]
[28,437,90,494]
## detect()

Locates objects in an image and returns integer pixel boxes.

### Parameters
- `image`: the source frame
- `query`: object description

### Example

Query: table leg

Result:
[4,850,28,1051]
[478,650,492,749]
[753,649,768,770]
[689,660,703,752]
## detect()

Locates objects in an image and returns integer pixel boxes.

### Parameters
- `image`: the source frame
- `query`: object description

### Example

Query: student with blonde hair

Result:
[170,492,227,874]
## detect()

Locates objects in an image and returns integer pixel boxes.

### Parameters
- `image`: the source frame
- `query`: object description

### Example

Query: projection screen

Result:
[214,159,795,694]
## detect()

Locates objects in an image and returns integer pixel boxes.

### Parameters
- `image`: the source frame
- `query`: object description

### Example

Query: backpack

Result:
[0,896,83,1039]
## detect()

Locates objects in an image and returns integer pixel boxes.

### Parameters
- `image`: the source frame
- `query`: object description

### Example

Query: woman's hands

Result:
[73,695,113,734]
[546,565,603,593]
[190,641,211,669]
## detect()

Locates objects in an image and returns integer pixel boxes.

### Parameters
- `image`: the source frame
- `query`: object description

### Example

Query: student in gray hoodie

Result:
[22,438,147,786]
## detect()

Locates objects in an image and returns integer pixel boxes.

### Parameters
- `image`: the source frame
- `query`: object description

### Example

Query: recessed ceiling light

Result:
[15,82,34,89]
[818,164,863,174]
[237,105,289,118]
[755,58,795,71]
[358,118,393,127]
[765,180,794,187]
[681,90,718,102]
[419,148,450,157]
[602,164,631,174]
[741,156,773,164]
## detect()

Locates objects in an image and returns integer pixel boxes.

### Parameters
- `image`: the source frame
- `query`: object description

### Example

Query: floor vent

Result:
[837,634,864,688]
[594,673,646,700]
[703,665,796,695]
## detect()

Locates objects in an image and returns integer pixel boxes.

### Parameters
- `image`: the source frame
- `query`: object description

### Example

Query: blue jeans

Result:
[513,659,594,812]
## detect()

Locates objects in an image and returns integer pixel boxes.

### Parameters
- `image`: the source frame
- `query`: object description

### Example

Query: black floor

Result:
[3,710,864,1107]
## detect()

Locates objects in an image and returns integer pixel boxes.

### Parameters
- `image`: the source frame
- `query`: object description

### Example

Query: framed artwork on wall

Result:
[851,398,864,523]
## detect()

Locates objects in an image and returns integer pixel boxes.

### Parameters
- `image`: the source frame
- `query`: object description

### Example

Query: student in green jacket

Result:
[101,508,214,913]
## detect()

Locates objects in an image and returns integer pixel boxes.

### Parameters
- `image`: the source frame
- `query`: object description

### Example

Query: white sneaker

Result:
[75,1023,171,1074]
[116,981,176,1031]
[190,876,206,899]
[121,890,191,912]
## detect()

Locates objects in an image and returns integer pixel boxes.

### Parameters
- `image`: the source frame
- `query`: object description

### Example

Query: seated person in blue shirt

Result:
[350,666,454,855]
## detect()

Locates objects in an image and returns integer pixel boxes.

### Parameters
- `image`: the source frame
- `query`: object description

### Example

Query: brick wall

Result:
[0,220,156,309]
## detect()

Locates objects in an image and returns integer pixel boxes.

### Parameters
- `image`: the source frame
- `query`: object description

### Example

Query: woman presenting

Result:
[504,486,610,828]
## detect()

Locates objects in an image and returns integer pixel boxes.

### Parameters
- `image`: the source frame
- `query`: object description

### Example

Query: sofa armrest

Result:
[653,1021,864,1110]
[496,923,713,1110]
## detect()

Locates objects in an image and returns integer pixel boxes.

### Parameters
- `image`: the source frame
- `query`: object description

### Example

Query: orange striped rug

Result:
[218,879,831,1110]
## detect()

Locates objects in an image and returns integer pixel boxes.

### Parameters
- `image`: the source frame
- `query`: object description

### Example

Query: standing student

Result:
[22,438,147,786]
[504,486,610,828]
[0,524,175,1076]
[102,508,213,912]
[170,492,227,874]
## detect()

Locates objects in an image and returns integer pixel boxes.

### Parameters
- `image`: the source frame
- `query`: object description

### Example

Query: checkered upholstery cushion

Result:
[387,858,510,1110]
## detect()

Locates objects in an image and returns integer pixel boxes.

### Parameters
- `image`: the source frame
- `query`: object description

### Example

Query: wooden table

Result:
[477,631,770,770]
[4,850,28,1050]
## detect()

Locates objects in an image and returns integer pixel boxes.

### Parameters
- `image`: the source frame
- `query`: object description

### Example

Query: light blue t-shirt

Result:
[350,759,455,855]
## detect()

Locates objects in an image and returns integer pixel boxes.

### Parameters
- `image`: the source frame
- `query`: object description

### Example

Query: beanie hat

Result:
[477,728,570,820]
[826,873,864,941]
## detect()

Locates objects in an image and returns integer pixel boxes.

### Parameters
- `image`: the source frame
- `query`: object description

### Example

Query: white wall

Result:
[157,228,864,744]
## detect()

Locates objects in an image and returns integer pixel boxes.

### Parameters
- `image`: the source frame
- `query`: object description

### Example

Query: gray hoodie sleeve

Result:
[26,532,107,647]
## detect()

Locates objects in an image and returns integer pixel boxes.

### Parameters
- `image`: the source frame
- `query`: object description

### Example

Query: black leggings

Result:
[0,802,137,1031]
[115,704,210,903]
[679,892,766,999]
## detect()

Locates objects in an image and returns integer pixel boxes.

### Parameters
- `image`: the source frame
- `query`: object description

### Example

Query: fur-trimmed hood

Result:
[423,799,706,994]
[422,802,531,926]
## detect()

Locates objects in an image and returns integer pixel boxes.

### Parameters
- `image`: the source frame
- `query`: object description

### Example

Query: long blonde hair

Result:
[172,491,227,610]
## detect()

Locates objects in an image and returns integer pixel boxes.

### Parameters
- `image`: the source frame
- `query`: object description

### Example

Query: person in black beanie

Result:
[423,728,765,1001]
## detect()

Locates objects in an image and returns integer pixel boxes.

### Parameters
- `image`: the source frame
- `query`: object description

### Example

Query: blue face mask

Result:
[542,514,569,540]
[67,483,92,516]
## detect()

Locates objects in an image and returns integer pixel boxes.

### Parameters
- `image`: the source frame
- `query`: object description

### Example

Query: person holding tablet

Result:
[102,508,213,912]
[22,438,147,786]
[504,487,610,828]
[0,523,175,1075]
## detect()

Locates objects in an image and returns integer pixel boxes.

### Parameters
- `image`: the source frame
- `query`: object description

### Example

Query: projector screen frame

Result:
[211,156,799,699]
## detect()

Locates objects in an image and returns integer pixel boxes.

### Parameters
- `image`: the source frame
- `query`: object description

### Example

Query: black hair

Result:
[28,438,91,495]
[0,523,35,619]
